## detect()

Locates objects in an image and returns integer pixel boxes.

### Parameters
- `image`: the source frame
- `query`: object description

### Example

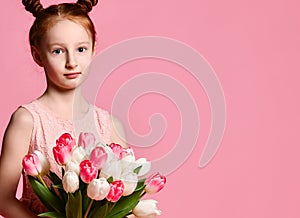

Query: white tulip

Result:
[34,150,50,176]
[87,178,110,200]
[134,158,151,176]
[65,161,80,175]
[101,158,122,179]
[62,171,79,193]
[133,199,161,218]
[121,172,138,196]
[71,146,87,164]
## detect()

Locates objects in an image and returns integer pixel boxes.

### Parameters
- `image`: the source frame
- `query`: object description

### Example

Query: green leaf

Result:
[82,189,91,212]
[66,191,82,218]
[107,176,113,183]
[88,201,108,218]
[48,171,62,185]
[47,171,68,204]
[28,176,65,213]
[106,188,144,218]
[133,165,142,174]
[135,178,146,191]
[38,211,65,218]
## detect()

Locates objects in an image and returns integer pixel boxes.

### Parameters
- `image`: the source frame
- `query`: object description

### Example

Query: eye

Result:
[78,47,87,53]
[52,49,63,55]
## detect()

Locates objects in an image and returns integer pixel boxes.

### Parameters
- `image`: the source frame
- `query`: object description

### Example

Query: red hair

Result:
[22,0,98,49]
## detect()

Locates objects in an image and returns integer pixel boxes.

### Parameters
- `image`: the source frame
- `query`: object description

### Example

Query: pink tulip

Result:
[145,172,166,194]
[56,133,76,148]
[34,150,50,176]
[109,143,132,160]
[78,132,96,151]
[90,147,107,169]
[22,153,42,177]
[79,160,98,183]
[53,142,73,166]
[106,180,124,202]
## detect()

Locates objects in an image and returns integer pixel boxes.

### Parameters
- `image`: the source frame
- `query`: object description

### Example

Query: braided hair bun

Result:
[22,0,44,17]
[77,0,98,13]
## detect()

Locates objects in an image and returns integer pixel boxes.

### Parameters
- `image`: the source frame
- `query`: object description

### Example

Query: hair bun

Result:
[22,0,44,17]
[77,0,98,13]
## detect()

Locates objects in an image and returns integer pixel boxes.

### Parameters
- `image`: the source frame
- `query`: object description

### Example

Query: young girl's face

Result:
[36,19,94,90]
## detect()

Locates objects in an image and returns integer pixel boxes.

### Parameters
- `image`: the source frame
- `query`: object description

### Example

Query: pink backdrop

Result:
[1,0,300,217]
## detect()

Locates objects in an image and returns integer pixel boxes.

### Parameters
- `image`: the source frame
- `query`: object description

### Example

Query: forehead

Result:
[42,19,92,44]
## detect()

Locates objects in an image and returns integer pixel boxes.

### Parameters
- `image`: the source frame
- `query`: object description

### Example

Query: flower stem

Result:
[105,202,116,216]
[84,199,94,218]
[37,174,48,189]
[103,202,109,217]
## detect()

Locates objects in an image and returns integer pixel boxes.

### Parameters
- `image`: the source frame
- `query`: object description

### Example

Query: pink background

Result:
[1,0,300,217]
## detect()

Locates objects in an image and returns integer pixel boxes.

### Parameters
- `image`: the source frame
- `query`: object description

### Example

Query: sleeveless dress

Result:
[19,100,112,214]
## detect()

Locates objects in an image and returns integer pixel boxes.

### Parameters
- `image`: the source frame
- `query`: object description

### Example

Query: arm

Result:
[0,107,38,218]
[110,115,128,148]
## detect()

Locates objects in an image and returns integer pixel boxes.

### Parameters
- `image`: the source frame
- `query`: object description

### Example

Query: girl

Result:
[0,0,126,217]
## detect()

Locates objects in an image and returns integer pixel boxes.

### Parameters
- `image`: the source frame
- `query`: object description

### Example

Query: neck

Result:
[39,85,90,120]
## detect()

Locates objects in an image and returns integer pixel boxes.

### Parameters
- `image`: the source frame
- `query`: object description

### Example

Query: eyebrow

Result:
[48,41,92,47]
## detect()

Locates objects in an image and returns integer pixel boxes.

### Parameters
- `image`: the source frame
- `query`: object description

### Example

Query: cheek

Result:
[46,57,65,67]
[79,55,93,67]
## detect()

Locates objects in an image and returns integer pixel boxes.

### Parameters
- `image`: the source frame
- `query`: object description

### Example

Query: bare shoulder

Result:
[3,107,33,143]
[10,107,33,126]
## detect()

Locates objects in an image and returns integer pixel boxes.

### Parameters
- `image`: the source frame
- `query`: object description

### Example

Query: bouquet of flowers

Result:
[22,132,166,218]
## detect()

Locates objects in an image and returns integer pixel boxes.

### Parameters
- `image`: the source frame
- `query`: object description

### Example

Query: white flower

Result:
[101,158,122,179]
[87,178,110,200]
[121,154,136,171]
[62,171,79,193]
[71,146,87,164]
[65,161,80,175]
[34,150,50,176]
[133,199,162,218]
[121,172,138,196]
[134,158,151,176]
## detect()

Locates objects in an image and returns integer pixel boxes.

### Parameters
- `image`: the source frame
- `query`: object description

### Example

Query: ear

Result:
[31,46,44,67]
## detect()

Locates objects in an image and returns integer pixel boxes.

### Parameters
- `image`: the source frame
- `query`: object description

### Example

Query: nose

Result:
[65,52,78,69]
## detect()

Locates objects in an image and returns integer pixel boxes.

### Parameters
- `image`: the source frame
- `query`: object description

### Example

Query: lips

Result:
[64,72,81,79]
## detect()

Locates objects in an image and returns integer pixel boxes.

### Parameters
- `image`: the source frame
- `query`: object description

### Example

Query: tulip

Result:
[56,133,76,148]
[22,153,42,177]
[79,160,98,183]
[109,143,131,160]
[109,143,124,159]
[106,180,124,202]
[133,158,151,176]
[78,132,96,152]
[145,173,166,194]
[120,154,135,172]
[66,161,80,175]
[34,150,50,176]
[90,146,107,169]
[121,172,138,196]
[87,178,110,200]
[72,146,87,164]
[100,158,122,180]
[62,171,79,193]
[53,142,73,166]
[132,199,162,218]
[53,133,75,166]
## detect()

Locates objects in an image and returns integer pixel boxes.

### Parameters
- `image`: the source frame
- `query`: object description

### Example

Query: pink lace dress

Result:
[20,100,112,214]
